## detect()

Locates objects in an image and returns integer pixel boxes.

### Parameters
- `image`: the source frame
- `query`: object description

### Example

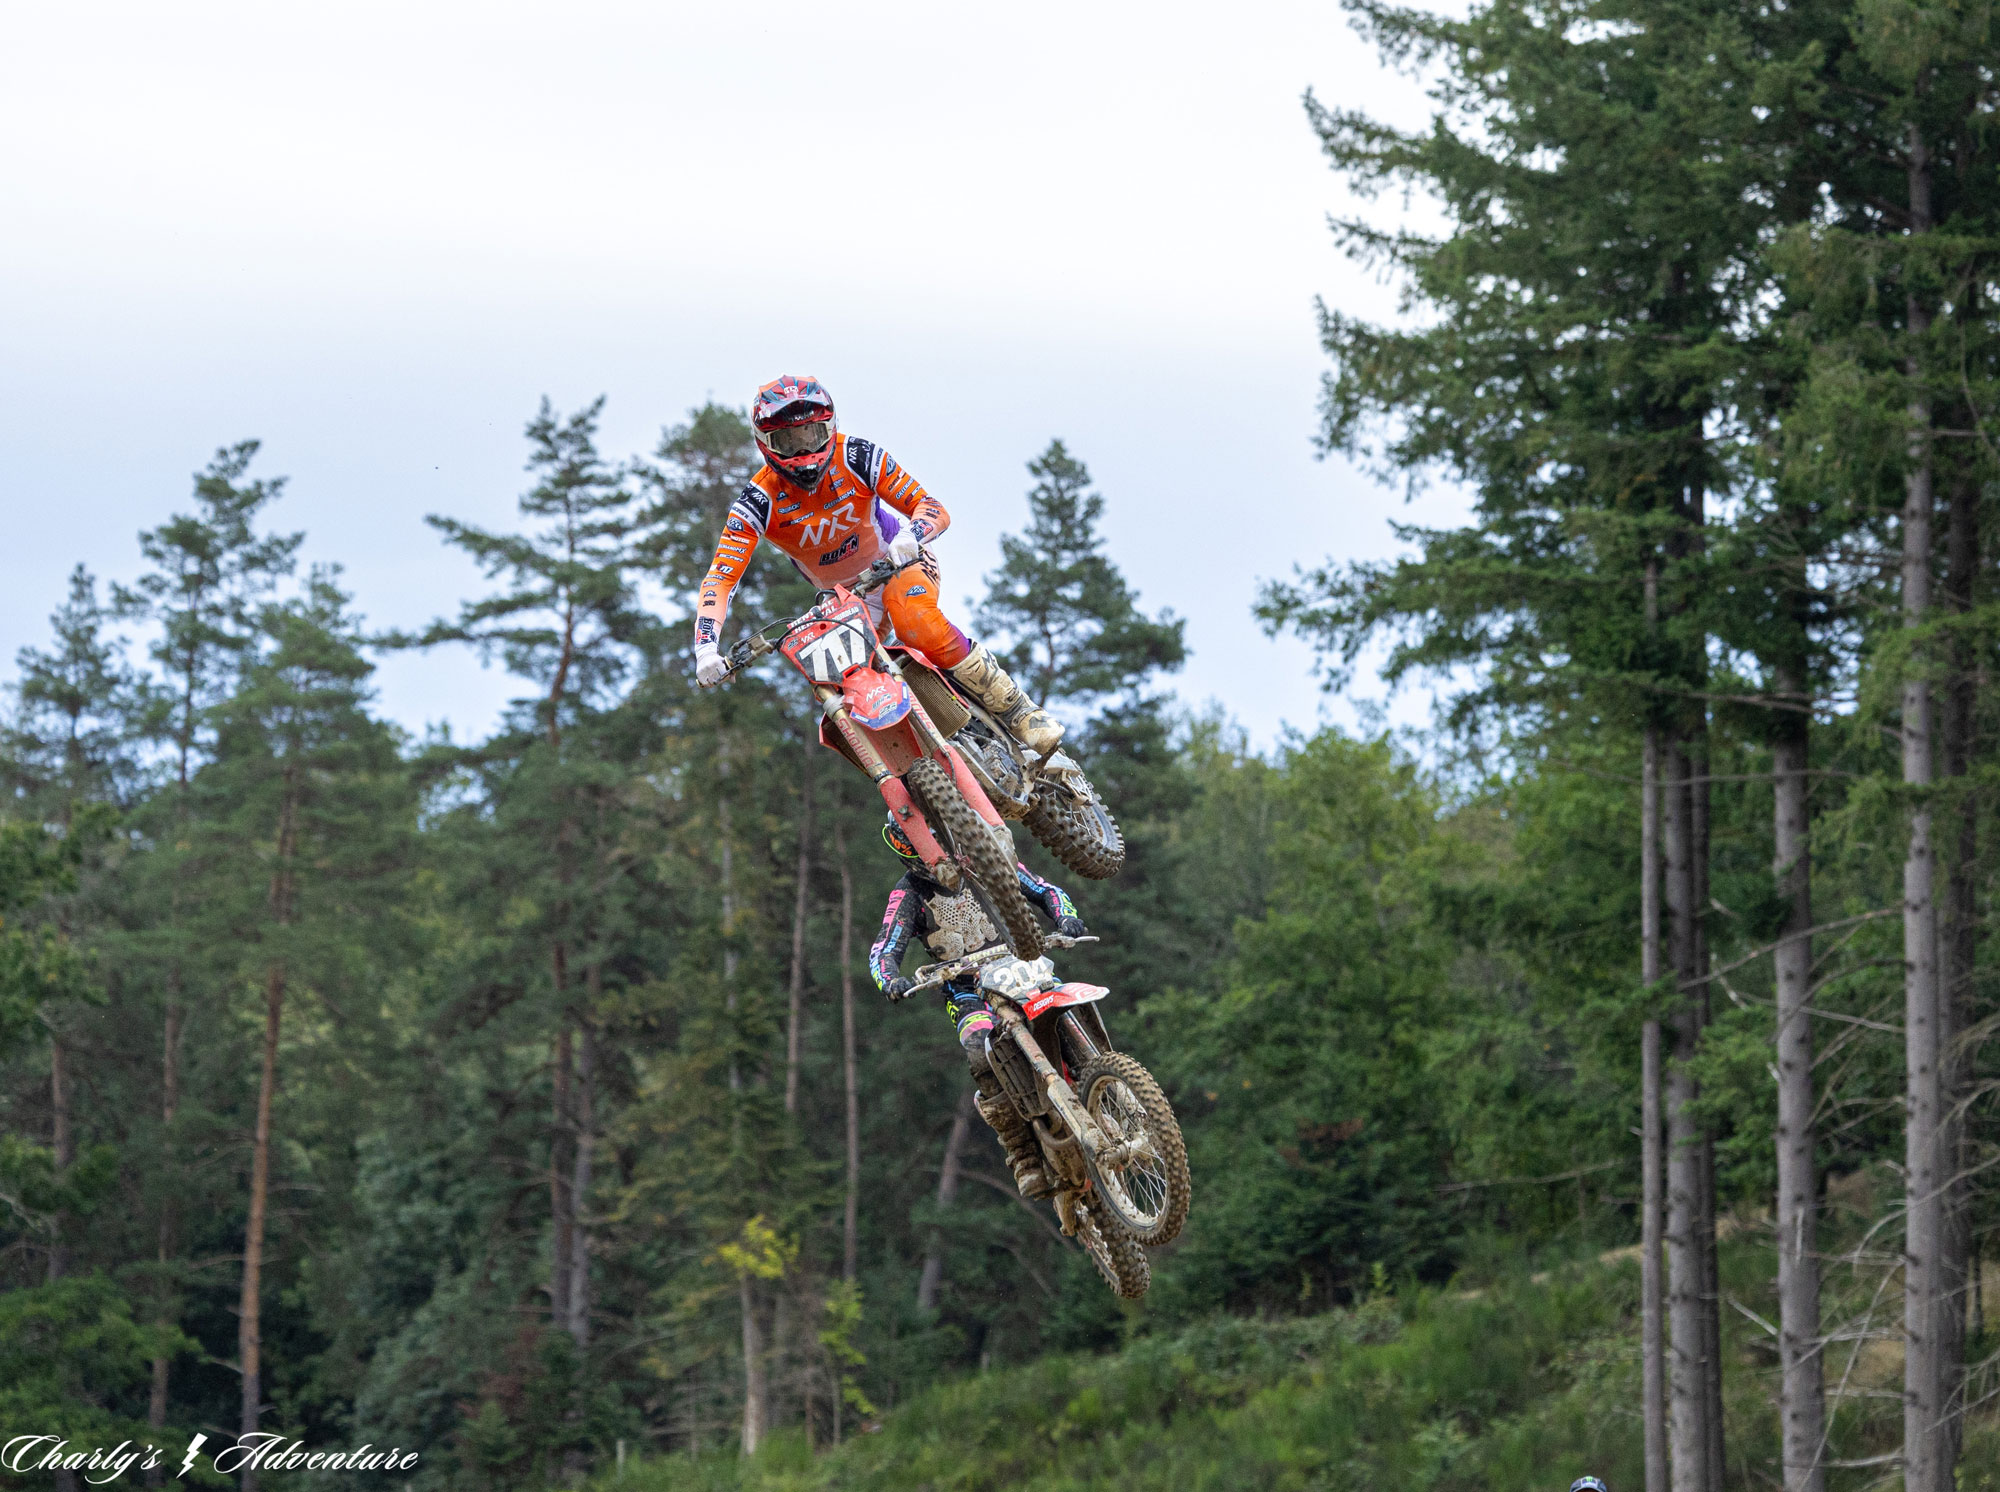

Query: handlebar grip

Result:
[853,556,918,596]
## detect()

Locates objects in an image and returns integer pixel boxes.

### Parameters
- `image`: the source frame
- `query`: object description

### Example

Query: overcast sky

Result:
[0,1,1469,748]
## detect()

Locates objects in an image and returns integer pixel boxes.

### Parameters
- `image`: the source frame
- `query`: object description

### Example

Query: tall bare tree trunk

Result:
[151,664,200,1483]
[569,1001,596,1348]
[148,991,184,1486]
[718,732,740,1094]
[238,963,284,1492]
[48,1031,79,1492]
[739,1275,766,1457]
[1641,722,1668,1492]
[1689,735,1725,1492]
[839,826,860,1284]
[47,1033,73,1283]
[1663,739,1713,1492]
[1937,471,1979,1471]
[1772,661,1826,1492]
[1900,123,1950,1492]
[785,750,814,1116]
[239,784,296,1492]
[916,1088,977,1313]
[551,997,574,1334]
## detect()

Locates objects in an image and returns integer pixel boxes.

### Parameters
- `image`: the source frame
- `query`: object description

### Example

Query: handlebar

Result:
[896,934,1099,1000]
[697,556,922,689]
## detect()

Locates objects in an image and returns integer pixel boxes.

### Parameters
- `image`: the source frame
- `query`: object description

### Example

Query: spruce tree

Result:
[189,569,410,1485]
[1265,4,1851,1482]
[109,441,300,1441]
[974,440,1185,713]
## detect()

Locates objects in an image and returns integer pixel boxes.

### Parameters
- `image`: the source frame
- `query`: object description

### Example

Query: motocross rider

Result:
[868,815,1088,1198]
[692,375,1061,755]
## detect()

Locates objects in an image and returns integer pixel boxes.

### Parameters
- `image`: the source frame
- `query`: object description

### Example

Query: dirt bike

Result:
[705,558,1046,955]
[703,559,1113,956]
[899,935,1191,1301]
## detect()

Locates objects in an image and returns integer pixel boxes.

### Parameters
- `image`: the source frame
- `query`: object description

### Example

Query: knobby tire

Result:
[1077,1200,1150,1299]
[1022,777,1125,881]
[904,756,1045,959]
[1078,1052,1190,1246]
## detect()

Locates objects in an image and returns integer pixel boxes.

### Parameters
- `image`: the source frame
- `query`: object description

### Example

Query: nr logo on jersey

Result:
[798,501,858,548]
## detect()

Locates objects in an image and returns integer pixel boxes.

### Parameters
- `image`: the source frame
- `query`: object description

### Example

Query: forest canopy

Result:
[5,2,2000,1491]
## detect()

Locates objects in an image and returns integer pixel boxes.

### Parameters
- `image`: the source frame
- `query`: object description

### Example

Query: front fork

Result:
[816,683,955,881]
[817,681,1006,886]
[990,1000,1131,1173]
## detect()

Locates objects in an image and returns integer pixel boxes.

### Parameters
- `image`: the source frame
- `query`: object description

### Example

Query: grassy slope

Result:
[601,1247,2000,1492]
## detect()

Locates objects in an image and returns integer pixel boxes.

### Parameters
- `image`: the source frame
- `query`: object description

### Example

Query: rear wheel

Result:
[905,756,1045,959]
[1075,1199,1150,1299]
[1078,1053,1190,1246]
[1023,776,1124,880]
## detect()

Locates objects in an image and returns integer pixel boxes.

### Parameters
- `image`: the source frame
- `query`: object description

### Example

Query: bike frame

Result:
[773,582,1011,884]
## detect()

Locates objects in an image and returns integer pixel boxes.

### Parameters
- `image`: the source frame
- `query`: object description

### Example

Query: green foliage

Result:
[976,440,1185,711]
[0,818,89,1058]
[0,1275,199,1485]
[590,1258,1644,1492]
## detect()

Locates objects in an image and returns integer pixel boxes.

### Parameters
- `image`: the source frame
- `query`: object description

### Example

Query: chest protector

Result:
[921,888,1000,961]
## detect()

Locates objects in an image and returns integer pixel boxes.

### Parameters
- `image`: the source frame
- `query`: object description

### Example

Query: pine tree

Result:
[975,440,1185,713]
[1264,4,1855,1481]
[188,569,410,1486]
[109,441,300,1442]
[403,396,668,1472]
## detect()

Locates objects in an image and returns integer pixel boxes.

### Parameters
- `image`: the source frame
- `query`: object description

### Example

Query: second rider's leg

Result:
[882,556,1063,756]
[944,983,1051,1198]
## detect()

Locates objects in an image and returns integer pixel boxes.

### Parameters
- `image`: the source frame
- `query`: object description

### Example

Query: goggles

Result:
[761,419,832,458]
[883,820,920,860]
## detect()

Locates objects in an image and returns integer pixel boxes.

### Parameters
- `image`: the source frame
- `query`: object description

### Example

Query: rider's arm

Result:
[1015,863,1080,927]
[693,486,769,652]
[847,437,950,543]
[867,877,924,991]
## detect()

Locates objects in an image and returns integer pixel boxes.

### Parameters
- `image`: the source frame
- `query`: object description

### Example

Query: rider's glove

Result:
[886,529,922,568]
[1057,916,1088,939]
[882,976,915,1002]
[695,644,728,688]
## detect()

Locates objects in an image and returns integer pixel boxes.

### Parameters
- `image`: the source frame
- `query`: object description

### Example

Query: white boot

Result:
[950,644,1063,756]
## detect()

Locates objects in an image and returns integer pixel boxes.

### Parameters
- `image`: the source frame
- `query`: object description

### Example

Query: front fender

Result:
[1021,982,1109,1020]
[841,666,913,730]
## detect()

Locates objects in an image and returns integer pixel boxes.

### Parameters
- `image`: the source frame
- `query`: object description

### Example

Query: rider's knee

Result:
[885,580,972,667]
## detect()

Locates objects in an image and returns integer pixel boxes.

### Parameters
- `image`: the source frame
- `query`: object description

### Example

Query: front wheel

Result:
[1078,1053,1190,1246]
[1022,775,1124,880]
[904,757,1044,959]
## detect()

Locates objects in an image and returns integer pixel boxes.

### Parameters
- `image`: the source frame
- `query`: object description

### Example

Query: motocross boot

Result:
[973,1071,1053,1199]
[949,643,1064,757]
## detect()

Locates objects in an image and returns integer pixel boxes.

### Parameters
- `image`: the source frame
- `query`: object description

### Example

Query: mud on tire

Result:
[1077,1201,1150,1300]
[1023,778,1125,881]
[905,756,1045,959]
[1078,1052,1190,1247]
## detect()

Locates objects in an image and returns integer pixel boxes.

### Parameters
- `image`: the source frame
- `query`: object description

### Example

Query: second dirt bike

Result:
[901,935,1191,1300]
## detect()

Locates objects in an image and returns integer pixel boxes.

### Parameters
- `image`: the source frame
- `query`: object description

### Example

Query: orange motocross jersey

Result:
[693,432,950,650]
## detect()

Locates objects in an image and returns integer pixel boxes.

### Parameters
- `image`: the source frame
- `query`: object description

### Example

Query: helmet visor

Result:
[762,419,832,458]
